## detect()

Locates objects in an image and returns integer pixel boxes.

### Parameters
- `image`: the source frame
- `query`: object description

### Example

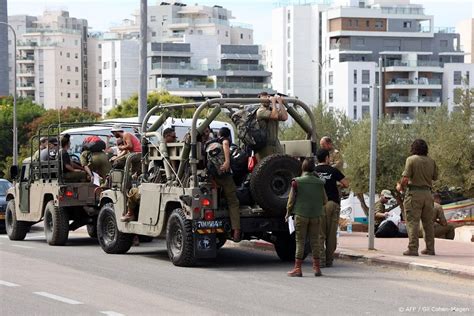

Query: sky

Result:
[7,0,474,44]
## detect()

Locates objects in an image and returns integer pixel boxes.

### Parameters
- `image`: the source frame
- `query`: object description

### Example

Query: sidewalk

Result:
[236,232,474,279]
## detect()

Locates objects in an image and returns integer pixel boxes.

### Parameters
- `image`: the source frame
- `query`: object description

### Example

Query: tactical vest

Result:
[293,173,325,218]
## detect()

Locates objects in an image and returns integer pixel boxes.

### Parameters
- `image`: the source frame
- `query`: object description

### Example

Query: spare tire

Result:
[250,154,301,214]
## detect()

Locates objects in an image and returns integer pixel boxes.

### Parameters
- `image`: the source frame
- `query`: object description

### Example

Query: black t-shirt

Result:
[314,164,345,204]
[60,149,71,173]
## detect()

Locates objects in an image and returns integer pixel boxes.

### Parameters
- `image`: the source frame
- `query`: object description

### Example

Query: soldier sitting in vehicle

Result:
[33,137,48,161]
[40,137,59,161]
[110,124,142,171]
[59,134,88,182]
[80,143,112,182]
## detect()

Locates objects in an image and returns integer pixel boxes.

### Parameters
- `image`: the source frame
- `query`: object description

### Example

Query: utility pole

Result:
[138,0,147,124]
[379,57,384,119]
[1,22,18,166]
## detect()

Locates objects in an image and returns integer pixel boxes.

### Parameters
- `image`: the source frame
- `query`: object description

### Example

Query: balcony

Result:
[17,70,35,77]
[151,62,266,72]
[18,83,35,90]
[168,17,231,29]
[162,79,272,91]
[386,95,441,107]
[384,60,443,72]
[386,78,442,89]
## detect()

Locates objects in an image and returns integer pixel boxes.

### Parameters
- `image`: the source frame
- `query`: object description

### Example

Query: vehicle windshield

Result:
[0,181,11,196]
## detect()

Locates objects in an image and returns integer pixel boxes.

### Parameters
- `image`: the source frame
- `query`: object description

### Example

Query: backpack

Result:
[82,136,106,153]
[231,106,267,151]
[205,139,230,178]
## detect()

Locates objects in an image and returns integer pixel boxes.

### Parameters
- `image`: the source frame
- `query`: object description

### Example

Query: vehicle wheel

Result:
[273,232,310,262]
[44,201,69,246]
[5,200,29,241]
[250,154,301,214]
[166,208,196,267]
[216,234,227,249]
[86,223,97,239]
[97,203,133,254]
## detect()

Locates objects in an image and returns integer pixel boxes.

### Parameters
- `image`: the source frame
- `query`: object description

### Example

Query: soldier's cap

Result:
[48,137,58,145]
[381,189,393,199]
[110,124,124,133]
[40,136,48,143]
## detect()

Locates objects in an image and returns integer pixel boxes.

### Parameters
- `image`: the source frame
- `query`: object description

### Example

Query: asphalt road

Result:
[0,226,473,316]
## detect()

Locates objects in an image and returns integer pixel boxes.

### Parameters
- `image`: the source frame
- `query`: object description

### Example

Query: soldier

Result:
[286,157,327,277]
[374,190,393,230]
[80,148,111,181]
[110,124,142,170]
[430,193,455,240]
[319,136,343,171]
[255,92,288,162]
[40,137,58,161]
[396,139,438,256]
[59,134,88,183]
[314,149,349,268]
[32,137,48,161]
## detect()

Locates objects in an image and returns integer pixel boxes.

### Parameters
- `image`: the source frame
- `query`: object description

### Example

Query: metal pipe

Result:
[138,0,147,124]
[368,85,379,250]
[379,57,384,120]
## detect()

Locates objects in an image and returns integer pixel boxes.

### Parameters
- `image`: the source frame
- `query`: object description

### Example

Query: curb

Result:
[232,240,474,280]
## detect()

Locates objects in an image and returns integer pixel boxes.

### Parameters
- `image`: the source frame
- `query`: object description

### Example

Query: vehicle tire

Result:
[273,232,310,262]
[166,208,196,267]
[97,203,133,254]
[86,223,97,239]
[44,201,69,246]
[216,234,227,249]
[250,154,301,214]
[5,200,29,241]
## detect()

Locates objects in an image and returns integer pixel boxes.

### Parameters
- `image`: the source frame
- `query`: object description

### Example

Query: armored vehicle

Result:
[97,98,318,266]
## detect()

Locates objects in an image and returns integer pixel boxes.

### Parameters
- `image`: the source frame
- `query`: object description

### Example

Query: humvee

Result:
[4,122,139,245]
[97,98,318,266]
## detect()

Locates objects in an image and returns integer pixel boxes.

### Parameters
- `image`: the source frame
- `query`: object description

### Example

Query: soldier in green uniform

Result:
[320,136,343,171]
[32,137,48,161]
[286,157,327,277]
[430,193,455,240]
[80,149,112,180]
[374,190,393,230]
[397,139,438,256]
[255,93,288,162]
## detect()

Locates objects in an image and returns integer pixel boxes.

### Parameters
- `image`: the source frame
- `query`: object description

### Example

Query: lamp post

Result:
[138,0,147,123]
[160,16,167,92]
[0,21,18,166]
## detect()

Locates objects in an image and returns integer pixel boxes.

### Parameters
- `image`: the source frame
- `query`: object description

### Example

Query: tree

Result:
[453,77,473,124]
[106,91,191,118]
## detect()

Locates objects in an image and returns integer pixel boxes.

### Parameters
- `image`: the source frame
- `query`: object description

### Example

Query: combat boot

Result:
[120,208,135,222]
[312,257,322,277]
[403,250,419,256]
[287,259,303,277]
[421,249,435,255]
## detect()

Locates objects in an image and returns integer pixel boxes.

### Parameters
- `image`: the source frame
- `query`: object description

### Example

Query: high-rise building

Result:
[456,18,473,64]
[8,11,89,110]
[0,0,8,97]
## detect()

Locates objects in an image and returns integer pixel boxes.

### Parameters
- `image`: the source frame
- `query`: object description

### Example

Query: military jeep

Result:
[4,122,138,245]
[97,98,318,266]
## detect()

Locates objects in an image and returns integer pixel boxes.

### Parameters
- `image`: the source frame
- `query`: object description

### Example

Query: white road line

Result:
[100,311,125,316]
[0,280,20,287]
[11,244,33,249]
[33,292,83,305]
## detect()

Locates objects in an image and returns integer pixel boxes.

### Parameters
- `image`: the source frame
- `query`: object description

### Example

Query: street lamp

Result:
[0,21,18,166]
[160,16,167,92]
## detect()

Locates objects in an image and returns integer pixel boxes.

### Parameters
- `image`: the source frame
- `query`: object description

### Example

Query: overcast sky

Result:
[7,0,474,44]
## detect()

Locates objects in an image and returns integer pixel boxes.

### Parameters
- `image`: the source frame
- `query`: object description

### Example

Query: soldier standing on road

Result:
[286,157,327,277]
[428,193,455,240]
[374,190,393,230]
[319,136,343,171]
[255,92,288,162]
[396,139,438,256]
[314,149,349,268]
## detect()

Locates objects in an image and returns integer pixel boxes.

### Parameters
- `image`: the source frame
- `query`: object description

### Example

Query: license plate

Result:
[195,220,224,229]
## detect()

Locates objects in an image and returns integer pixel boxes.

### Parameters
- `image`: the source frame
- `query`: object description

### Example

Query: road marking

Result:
[0,280,20,287]
[11,244,33,249]
[33,292,83,305]
[100,311,125,316]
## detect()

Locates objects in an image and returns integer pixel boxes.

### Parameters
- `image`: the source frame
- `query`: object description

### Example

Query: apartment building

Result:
[8,11,89,110]
[456,19,473,64]
[87,35,103,114]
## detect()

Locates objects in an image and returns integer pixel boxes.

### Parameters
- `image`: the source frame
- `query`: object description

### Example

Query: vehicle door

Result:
[18,164,31,213]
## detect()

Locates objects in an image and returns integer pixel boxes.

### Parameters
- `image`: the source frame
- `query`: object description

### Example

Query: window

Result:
[103,98,109,106]
[150,16,156,22]
[75,66,79,72]
[67,66,71,72]
[403,21,412,28]
[114,61,117,68]
[75,53,78,59]
[375,72,379,85]
[362,105,370,117]
[66,52,70,58]
[225,31,229,37]
[375,20,383,28]
[362,88,370,102]
[353,70,357,84]
[114,80,117,87]
[466,71,470,84]
[329,89,334,103]
[287,27,291,39]
[104,61,110,69]
[60,51,63,56]
[75,80,79,86]
[240,33,243,39]
[67,93,71,98]
[329,71,333,85]
[152,32,156,37]
[353,106,358,119]
[453,71,462,85]
[353,88,357,102]
[61,92,63,96]
[104,80,110,87]
[60,79,63,83]
[67,79,71,85]
[287,11,291,23]
[440,40,448,48]
[287,76,291,88]
[75,93,79,99]
[362,70,370,84]
[356,38,365,46]
[287,42,291,57]
[115,98,118,105]
[98,69,102,74]
[98,44,102,48]
[98,81,102,87]
[365,20,370,27]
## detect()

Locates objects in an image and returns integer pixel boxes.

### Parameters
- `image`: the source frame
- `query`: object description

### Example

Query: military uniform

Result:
[402,155,438,254]
[214,175,240,230]
[286,173,327,260]
[427,202,455,240]
[374,200,388,228]
[329,149,343,171]
[255,106,283,162]
[80,150,111,178]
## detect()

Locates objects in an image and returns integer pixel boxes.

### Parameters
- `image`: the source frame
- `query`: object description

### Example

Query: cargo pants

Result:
[404,190,435,252]
[215,175,240,230]
[295,215,321,260]
[433,223,455,240]
[320,201,340,265]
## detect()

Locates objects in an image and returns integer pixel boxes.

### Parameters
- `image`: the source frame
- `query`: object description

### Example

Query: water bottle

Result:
[347,221,353,234]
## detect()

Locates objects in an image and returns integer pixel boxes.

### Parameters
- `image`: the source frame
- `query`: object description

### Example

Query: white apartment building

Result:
[456,19,473,64]
[87,36,103,114]
[100,39,140,116]
[442,63,474,112]
[8,11,89,110]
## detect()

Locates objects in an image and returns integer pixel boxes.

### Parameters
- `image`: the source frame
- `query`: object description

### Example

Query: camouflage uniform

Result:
[374,200,389,228]
[402,155,438,254]
[255,106,283,162]
[80,150,112,178]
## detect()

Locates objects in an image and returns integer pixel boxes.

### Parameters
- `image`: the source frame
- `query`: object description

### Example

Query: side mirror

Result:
[10,165,19,180]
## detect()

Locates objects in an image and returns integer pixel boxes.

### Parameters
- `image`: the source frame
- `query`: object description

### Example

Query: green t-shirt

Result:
[402,155,438,188]
[256,106,280,147]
